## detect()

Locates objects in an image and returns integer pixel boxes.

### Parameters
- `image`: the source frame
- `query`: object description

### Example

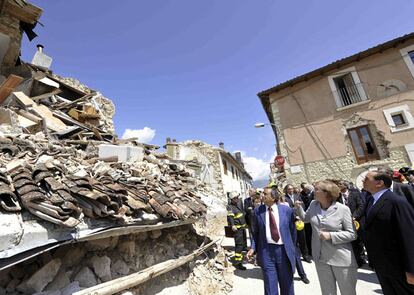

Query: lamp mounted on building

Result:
[254,122,280,155]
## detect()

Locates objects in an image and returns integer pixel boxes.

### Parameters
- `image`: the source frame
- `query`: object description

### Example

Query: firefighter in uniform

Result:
[227,192,248,270]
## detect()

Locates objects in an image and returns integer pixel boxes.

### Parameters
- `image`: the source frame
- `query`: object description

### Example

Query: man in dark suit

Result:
[406,170,414,191]
[362,169,414,295]
[386,167,414,208]
[300,184,314,255]
[247,187,297,295]
[284,185,310,284]
[393,180,414,208]
[244,188,256,248]
[338,180,366,267]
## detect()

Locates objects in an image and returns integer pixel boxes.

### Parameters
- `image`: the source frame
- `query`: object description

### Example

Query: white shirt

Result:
[372,188,389,206]
[287,194,295,204]
[265,203,284,245]
[341,190,349,205]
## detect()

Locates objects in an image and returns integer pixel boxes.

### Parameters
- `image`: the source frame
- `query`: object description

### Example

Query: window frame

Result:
[222,159,228,175]
[347,125,380,164]
[328,66,369,109]
[400,44,414,79]
[383,104,414,133]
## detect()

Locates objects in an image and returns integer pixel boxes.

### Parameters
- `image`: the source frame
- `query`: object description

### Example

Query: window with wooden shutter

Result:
[347,126,380,164]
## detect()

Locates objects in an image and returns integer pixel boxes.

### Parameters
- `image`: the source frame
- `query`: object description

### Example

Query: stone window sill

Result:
[390,125,414,133]
[336,100,371,112]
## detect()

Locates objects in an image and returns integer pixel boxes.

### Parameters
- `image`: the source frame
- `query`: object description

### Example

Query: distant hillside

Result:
[253,178,269,189]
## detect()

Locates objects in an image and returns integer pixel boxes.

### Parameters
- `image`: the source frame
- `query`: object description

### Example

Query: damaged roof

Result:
[2,0,42,25]
[257,32,414,99]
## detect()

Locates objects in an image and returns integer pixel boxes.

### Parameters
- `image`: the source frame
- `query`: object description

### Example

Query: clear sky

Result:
[21,0,414,181]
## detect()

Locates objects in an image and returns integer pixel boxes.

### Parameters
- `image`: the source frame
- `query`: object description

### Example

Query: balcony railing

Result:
[333,82,367,107]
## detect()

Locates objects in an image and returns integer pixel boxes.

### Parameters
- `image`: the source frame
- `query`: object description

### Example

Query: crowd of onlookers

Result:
[228,166,414,295]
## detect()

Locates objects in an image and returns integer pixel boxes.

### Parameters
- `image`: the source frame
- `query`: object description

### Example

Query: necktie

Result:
[343,193,348,205]
[366,196,374,216]
[268,207,280,242]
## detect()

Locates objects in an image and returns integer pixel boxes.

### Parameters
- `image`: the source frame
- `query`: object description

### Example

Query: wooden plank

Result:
[12,91,34,107]
[52,109,91,131]
[4,0,42,24]
[30,88,62,102]
[68,108,80,120]
[73,239,217,295]
[32,104,67,132]
[55,92,95,110]
[16,109,42,123]
[54,126,84,139]
[0,75,23,104]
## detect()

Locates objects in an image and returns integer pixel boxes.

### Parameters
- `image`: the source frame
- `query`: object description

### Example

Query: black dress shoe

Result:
[303,255,312,263]
[234,264,247,270]
[300,276,310,284]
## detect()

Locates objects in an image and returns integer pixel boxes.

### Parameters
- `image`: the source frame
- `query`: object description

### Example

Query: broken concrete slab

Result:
[98,144,144,163]
[12,91,34,108]
[38,77,59,89]
[32,103,68,132]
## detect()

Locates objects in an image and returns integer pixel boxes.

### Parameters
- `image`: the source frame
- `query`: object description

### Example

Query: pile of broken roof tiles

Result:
[0,135,207,227]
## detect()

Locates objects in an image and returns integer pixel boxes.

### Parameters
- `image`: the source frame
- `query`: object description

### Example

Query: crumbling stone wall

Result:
[0,225,231,295]
[285,147,411,186]
[180,141,225,197]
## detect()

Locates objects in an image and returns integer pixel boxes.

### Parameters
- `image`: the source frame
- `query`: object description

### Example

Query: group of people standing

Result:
[227,166,414,295]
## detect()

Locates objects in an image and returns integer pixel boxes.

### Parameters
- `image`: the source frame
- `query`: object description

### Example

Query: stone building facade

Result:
[258,33,414,187]
[165,139,253,199]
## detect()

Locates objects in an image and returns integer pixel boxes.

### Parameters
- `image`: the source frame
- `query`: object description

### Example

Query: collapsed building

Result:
[0,1,231,294]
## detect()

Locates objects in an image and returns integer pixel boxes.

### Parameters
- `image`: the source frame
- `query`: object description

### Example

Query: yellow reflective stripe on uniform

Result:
[234,213,243,218]
[234,257,243,261]
[235,224,247,228]
[234,253,243,257]
[227,212,235,217]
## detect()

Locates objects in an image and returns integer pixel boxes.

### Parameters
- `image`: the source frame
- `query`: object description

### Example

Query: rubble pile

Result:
[0,134,207,227]
[0,62,115,141]
[0,2,233,294]
[187,245,233,295]
[0,225,216,295]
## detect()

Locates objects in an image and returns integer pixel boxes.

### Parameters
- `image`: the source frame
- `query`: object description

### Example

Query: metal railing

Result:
[333,82,366,107]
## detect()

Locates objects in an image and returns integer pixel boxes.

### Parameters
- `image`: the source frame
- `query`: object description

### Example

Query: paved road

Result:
[222,237,383,295]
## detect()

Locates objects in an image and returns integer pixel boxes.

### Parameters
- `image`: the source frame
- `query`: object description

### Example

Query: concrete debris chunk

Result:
[22,258,62,293]
[73,266,97,288]
[90,255,112,282]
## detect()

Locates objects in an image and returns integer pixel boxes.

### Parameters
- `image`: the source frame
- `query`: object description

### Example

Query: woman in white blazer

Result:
[295,180,357,295]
